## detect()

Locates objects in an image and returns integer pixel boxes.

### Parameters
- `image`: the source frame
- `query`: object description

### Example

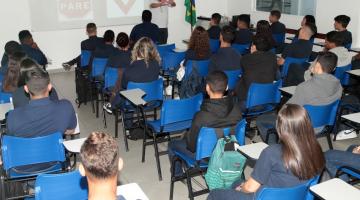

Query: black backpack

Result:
[179,63,205,99]
[75,67,95,107]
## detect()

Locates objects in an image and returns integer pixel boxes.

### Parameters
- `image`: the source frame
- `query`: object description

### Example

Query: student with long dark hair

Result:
[185,26,211,65]
[2,52,26,93]
[255,20,276,48]
[208,104,325,200]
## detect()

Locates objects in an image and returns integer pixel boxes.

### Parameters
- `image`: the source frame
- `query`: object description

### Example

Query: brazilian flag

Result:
[185,0,196,26]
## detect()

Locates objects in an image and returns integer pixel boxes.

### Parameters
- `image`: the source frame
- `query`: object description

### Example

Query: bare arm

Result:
[235,177,261,193]
[65,129,75,135]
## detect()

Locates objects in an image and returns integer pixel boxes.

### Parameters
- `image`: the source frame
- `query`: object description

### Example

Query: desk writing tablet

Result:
[63,138,86,153]
[236,142,268,160]
[310,178,360,200]
[75,113,80,134]
[347,69,360,77]
[279,86,296,96]
[342,112,360,124]
[116,183,149,200]
[120,89,147,106]
[0,103,13,120]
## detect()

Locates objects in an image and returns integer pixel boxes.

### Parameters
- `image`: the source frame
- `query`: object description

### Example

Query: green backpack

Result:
[205,135,247,190]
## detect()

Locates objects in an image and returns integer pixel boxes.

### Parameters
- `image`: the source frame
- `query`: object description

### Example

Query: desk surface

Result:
[342,112,360,124]
[120,88,146,106]
[117,183,149,200]
[0,103,13,120]
[237,142,268,160]
[279,86,296,96]
[63,138,86,153]
[310,178,360,200]
[347,69,360,77]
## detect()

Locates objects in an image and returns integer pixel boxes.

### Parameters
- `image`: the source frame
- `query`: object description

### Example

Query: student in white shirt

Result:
[149,0,176,44]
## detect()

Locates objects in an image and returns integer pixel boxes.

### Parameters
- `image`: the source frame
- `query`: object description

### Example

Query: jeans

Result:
[207,180,260,200]
[325,145,360,181]
[256,112,278,144]
[168,139,194,177]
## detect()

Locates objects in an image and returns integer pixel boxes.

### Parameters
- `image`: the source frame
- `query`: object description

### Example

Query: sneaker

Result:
[165,85,172,96]
[335,129,357,140]
[103,102,113,114]
[62,62,72,71]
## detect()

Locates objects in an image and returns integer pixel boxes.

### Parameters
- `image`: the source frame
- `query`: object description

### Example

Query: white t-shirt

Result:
[149,0,169,29]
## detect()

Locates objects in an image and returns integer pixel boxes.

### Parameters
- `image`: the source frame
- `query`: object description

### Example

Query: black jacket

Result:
[186,96,243,153]
[81,36,104,51]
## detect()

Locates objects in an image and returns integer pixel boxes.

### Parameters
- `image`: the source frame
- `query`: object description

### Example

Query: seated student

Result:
[256,52,343,143]
[92,30,117,58]
[1,41,23,74]
[325,144,360,181]
[2,52,26,93]
[18,30,48,67]
[62,23,104,70]
[294,15,316,39]
[208,26,241,72]
[79,132,124,200]
[207,13,222,40]
[208,104,325,200]
[255,20,276,49]
[334,15,352,47]
[234,35,278,104]
[12,58,59,108]
[6,67,76,137]
[233,14,253,45]
[130,10,160,45]
[269,10,286,36]
[184,26,211,65]
[168,71,242,174]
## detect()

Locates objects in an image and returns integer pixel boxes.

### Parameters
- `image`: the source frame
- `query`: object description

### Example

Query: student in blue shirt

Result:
[18,30,48,67]
[130,10,160,45]
[233,14,253,45]
[207,13,222,40]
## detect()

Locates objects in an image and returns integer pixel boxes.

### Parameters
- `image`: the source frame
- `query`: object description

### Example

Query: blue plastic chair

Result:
[162,51,186,71]
[281,57,308,78]
[1,132,66,199]
[35,170,88,200]
[169,119,247,200]
[273,33,285,45]
[0,92,12,104]
[80,50,91,67]
[185,59,210,78]
[104,67,118,90]
[210,39,220,54]
[157,43,176,58]
[257,176,319,200]
[224,69,242,91]
[304,100,340,150]
[144,93,203,181]
[334,64,352,86]
[91,58,108,78]
[336,166,360,184]
[232,43,250,55]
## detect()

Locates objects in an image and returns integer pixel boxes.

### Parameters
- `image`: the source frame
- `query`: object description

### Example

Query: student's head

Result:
[298,22,317,40]
[18,30,33,45]
[80,132,123,184]
[3,52,27,93]
[18,58,39,86]
[205,71,228,98]
[334,15,350,30]
[220,25,235,45]
[311,51,338,74]
[237,14,250,29]
[325,31,344,49]
[269,10,281,23]
[301,15,316,26]
[142,10,152,23]
[116,32,129,49]
[4,41,22,57]
[251,35,271,53]
[131,37,161,66]
[188,26,211,59]
[210,13,221,26]
[24,67,51,99]
[256,20,271,35]
[103,30,115,44]
[86,23,97,36]
[276,104,325,180]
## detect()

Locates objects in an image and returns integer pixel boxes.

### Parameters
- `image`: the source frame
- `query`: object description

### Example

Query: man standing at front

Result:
[150,0,176,44]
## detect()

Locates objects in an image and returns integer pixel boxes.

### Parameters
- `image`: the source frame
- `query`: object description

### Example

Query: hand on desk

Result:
[352,145,360,154]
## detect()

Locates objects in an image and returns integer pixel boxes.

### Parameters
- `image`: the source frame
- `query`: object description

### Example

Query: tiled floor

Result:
[50,70,360,200]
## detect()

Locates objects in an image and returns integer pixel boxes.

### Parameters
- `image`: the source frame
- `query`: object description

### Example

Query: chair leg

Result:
[186,169,194,200]
[142,127,147,163]
[326,133,334,150]
[169,157,178,200]
[91,83,95,114]
[153,134,163,181]
[0,175,6,200]
[121,112,129,152]
[114,110,119,138]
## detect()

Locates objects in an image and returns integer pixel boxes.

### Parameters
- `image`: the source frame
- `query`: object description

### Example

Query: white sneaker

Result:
[103,102,113,114]
[335,129,357,140]
[165,85,173,96]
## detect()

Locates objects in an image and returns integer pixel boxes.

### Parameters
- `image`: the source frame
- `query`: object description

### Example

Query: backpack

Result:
[179,62,205,99]
[75,67,96,107]
[205,135,247,190]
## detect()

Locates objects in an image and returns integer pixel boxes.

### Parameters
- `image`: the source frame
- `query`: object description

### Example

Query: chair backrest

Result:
[185,59,210,78]
[104,67,119,89]
[195,119,247,160]
[0,92,12,104]
[35,170,88,200]
[91,57,108,77]
[232,43,250,55]
[210,39,220,54]
[273,33,285,45]
[334,64,352,86]
[157,43,176,58]
[160,93,202,125]
[80,50,91,67]
[304,100,340,128]
[1,132,65,171]
[162,51,186,71]
[282,57,308,78]
[246,80,282,108]
[257,176,319,200]
[224,69,242,90]
[127,78,163,102]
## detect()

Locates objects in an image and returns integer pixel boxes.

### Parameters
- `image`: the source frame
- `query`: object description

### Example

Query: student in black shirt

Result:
[209,26,241,72]
[255,20,276,49]
[334,15,352,47]
[207,13,222,40]
[92,30,117,58]
[208,104,325,200]
[269,10,286,35]
[233,14,253,45]
[184,26,211,65]
[130,10,160,45]
[294,15,316,39]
